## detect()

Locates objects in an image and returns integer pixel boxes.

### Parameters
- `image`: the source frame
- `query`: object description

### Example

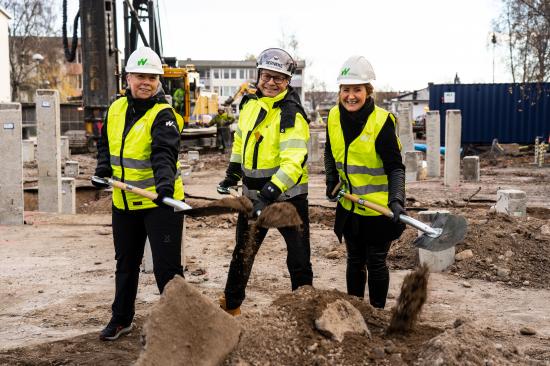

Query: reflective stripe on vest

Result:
[327,105,400,216]
[107,97,184,210]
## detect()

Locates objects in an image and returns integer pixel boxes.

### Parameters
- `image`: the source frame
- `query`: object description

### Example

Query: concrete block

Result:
[22,140,35,162]
[60,136,70,160]
[404,151,421,182]
[308,131,321,163]
[61,177,76,214]
[462,156,480,182]
[187,150,200,162]
[417,210,455,272]
[0,103,24,225]
[398,107,415,159]
[417,160,428,180]
[36,90,61,213]
[495,189,527,217]
[64,160,79,178]
[426,110,441,177]
[444,110,462,187]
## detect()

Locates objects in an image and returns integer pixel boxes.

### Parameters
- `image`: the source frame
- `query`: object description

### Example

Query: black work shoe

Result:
[99,321,133,341]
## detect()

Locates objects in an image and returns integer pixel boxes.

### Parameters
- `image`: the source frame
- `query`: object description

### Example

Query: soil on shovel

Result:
[257,202,303,228]
[206,196,253,214]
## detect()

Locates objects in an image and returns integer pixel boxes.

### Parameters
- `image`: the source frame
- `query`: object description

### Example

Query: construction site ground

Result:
[1,149,550,365]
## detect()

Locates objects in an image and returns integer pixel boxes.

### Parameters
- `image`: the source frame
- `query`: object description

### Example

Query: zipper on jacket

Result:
[343,144,355,212]
[119,112,139,211]
[242,108,267,170]
[252,134,264,170]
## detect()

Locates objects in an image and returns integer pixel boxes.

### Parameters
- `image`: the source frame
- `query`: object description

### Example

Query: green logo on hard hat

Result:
[137,58,148,66]
[341,67,350,76]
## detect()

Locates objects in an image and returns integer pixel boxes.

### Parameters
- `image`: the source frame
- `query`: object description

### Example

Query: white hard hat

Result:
[337,55,376,85]
[125,47,164,75]
[257,48,296,77]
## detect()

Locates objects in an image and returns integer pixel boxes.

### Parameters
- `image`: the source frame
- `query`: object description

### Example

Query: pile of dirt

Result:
[389,207,550,289]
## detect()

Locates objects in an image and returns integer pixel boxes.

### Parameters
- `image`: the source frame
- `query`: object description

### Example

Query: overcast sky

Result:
[63,0,510,92]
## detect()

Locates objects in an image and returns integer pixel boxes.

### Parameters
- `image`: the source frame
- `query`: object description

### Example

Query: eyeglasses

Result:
[260,72,288,85]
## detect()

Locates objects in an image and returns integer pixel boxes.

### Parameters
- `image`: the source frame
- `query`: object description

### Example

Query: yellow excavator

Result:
[223,81,257,107]
[161,60,199,125]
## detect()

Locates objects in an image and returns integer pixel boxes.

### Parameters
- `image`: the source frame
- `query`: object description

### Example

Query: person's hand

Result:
[389,201,406,223]
[252,195,270,218]
[153,191,171,208]
[91,176,110,189]
[217,177,237,195]
[326,180,340,201]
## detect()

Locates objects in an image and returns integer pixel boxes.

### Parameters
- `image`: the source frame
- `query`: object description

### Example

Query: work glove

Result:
[252,182,282,218]
[217,177,238,195]
[388,201,406,224]
[91,167,112,189]
[325,179,340,201]
[252,195,270,218]
[153,191,171,208]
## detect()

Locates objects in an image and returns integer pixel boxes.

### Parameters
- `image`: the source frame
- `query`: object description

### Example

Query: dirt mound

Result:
[389,207,550,289]
[417,323,544,365]
[224,286,441,365]
[387,264,429,334]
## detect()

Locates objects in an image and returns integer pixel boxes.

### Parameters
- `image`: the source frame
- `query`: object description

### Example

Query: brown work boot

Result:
[219,295,241,316]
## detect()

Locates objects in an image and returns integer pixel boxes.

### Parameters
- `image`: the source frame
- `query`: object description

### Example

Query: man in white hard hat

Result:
[216,48,313,315]
[92,46,185,341]
[324,56,406,308]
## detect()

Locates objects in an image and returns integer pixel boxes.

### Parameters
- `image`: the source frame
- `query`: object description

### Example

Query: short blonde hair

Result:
[338,83,375,102]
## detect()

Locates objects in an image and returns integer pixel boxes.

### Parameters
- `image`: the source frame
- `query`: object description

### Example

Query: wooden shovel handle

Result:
[341,192,393,218]
[108,179,158,201]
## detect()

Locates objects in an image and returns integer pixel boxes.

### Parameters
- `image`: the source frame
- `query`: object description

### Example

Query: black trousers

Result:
[111,206,184,324]
[342,214,394,309]
[224,199,313,310]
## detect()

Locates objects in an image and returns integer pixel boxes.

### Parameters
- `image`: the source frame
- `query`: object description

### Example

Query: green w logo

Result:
[340,67,350,76]
[137,58,148,66]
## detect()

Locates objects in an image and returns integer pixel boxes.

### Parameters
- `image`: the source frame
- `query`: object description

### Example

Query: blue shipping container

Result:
[428,83,550,144]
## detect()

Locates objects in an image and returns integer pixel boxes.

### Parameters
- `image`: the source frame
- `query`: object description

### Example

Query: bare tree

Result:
[494,0,550,83]
[1,0,58,101]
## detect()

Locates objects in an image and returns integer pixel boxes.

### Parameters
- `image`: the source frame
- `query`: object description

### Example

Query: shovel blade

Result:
[413,213,468,251]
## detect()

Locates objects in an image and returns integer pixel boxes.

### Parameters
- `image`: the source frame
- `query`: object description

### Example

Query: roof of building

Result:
[393,87,429,102]
[179,58,306,69]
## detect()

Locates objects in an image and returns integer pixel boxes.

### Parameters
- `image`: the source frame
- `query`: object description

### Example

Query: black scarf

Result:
[338,97,374,145]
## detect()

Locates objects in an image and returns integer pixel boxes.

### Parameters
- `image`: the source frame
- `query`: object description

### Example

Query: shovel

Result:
[337,190,467,251]
[91,176,250,218]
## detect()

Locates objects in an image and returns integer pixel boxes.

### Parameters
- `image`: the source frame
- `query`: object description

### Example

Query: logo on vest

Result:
[360,134,370,142]
[165,120,176,128]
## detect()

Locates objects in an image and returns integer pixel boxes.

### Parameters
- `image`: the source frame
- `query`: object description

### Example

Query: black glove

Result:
[153,191,171,208]
[252,195,270,218]
[389,201,406,223]
[252,182,281,217]
[91,167,112,189]
[326,179,340,200]
[217,177,237,195]
[91,177,110,189]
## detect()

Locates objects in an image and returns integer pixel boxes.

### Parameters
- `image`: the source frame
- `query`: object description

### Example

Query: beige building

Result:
[0,7,11,102]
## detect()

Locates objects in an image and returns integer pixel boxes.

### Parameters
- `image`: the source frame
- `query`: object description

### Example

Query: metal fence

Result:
[21,102,84,137]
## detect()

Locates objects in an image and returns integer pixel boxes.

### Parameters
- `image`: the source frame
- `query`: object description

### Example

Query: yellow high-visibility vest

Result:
[230,89,309,199]
[327,105,401,216]
[107,97,184,210]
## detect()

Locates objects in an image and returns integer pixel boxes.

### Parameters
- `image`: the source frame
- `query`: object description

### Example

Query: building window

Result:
[239,69,245,79]
[223,69,230,79]
[231,69,236,79]
[213,69,219,79]
[213,86,220,94]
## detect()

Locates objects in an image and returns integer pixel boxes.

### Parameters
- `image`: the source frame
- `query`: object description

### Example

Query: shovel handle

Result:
[107,178,158,200]
[340,192,393,217]
[340,191,441,237]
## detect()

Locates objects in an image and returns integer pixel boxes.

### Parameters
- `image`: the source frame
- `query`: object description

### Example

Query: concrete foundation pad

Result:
[463,156,480,182]
[417,210,455,272]
[64,160,79,178]
[61,178,76,214]
[135,276,241,366]
[495,189,527,217]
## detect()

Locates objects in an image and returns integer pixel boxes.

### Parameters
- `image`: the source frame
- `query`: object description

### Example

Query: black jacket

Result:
[95,90,181,201]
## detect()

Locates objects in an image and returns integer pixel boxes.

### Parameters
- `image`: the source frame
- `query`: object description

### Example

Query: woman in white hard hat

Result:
[324,56,406,308]
[217,48,312,315]
[92,47,185,340]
